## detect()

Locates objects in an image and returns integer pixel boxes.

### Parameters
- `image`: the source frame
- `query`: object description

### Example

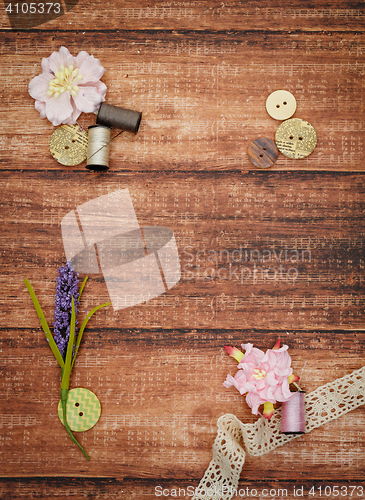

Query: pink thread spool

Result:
[281,392,305,434]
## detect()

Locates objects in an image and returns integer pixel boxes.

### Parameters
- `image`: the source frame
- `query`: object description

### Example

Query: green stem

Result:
[61,297,76,391]
[26,275,107,460]
[60,299,90,459]
[61,388,90,460]
[293,382,304,392]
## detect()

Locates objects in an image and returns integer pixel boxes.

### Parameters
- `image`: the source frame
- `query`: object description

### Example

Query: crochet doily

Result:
[193,366,365,500]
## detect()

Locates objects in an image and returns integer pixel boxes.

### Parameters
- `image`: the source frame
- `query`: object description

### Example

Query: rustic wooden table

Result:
[0,1,364,499]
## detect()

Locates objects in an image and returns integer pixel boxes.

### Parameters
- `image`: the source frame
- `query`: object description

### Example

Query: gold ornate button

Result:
[266,90,297,121]
[58,388,101,432]
[49,124,88,166]
[275,118,317,159]
[247,138,278,169]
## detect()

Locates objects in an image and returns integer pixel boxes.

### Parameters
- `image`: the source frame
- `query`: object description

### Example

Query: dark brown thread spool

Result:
[96,103,142,134]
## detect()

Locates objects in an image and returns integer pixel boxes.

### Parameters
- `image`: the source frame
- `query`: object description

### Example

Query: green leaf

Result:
[24,279,64,369]
[78,276,88,300]
[71,302,111,369]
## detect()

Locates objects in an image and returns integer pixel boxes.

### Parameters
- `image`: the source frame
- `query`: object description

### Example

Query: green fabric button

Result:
[58,388,101,432]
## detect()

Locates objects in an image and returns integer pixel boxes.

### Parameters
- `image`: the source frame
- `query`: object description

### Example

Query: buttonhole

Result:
[276,104,280,108]
[65,146,69,150]
[259,154,263,158]
[263,147,267,150]
[75,402,80,407]
[289,136,294,140]
[299,137,303,140]
[79,412,84,417]
[283,101,287,105]
[72,139,76,143]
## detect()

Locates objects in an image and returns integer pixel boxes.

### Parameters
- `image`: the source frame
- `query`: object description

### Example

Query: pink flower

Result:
[29,46,107,126]
[223,342,295,419]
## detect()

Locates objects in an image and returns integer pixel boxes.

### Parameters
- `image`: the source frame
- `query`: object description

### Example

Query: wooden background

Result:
[0,1,364,499]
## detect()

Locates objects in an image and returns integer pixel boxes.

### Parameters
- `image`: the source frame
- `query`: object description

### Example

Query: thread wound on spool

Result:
[281,391,305,434]
[86,125,111,172]
[96,103,142,134]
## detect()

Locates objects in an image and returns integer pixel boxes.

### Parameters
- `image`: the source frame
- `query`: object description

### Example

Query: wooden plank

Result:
[1,478,365,500]
[0,32,364,171]
[1,170,364,330]
[1,0,365,31]
[0,0,364,493]
[0,327,364,478]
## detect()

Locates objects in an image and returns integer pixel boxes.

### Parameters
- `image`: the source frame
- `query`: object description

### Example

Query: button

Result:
[275,118,317,159]
[266,90,296,120]
[58,387,101,432]
[49,124,88,166]
[247,138,278,169]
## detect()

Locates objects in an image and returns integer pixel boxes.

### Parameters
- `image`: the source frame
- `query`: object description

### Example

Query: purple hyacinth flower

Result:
[53,261,80,359]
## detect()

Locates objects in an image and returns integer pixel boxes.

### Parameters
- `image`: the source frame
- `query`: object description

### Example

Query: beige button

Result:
[49,124,88,166]
[266,90,296,120]
[275,118,317,159]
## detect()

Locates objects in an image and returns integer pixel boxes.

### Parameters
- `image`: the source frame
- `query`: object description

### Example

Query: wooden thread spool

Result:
[281,391,305,434]
[96,103,142,134]
[86,125,111,172]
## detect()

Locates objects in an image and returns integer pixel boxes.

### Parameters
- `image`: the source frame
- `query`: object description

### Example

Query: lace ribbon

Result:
[193,366,365,500]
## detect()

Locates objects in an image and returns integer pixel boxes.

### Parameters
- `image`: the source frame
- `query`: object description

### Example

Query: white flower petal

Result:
[49,46,75,73]
[63,101,82,124]
[41,56,51,74]
[45,91,73,126]
[34,100,47,119]
[73,85,103,113]
[29,73,53,101]
[79,80,107,99]
[78,55,105,83]
[74,50,90,68]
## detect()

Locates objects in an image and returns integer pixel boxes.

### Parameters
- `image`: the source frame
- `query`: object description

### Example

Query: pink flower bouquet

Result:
[223,340,300,419]
[29,46,107,126]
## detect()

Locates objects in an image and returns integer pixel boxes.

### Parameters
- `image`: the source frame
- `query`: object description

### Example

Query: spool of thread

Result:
[86,125,111,172]
[96,103,142,134]
[281,391,305,434]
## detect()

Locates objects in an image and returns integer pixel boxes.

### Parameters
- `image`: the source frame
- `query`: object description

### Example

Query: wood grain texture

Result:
[1,0,365,31]
[0,31,364,171]
[1,171,364,330]
[1,327,364,478]
[1,479,365,500]
[0,0,364,497]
